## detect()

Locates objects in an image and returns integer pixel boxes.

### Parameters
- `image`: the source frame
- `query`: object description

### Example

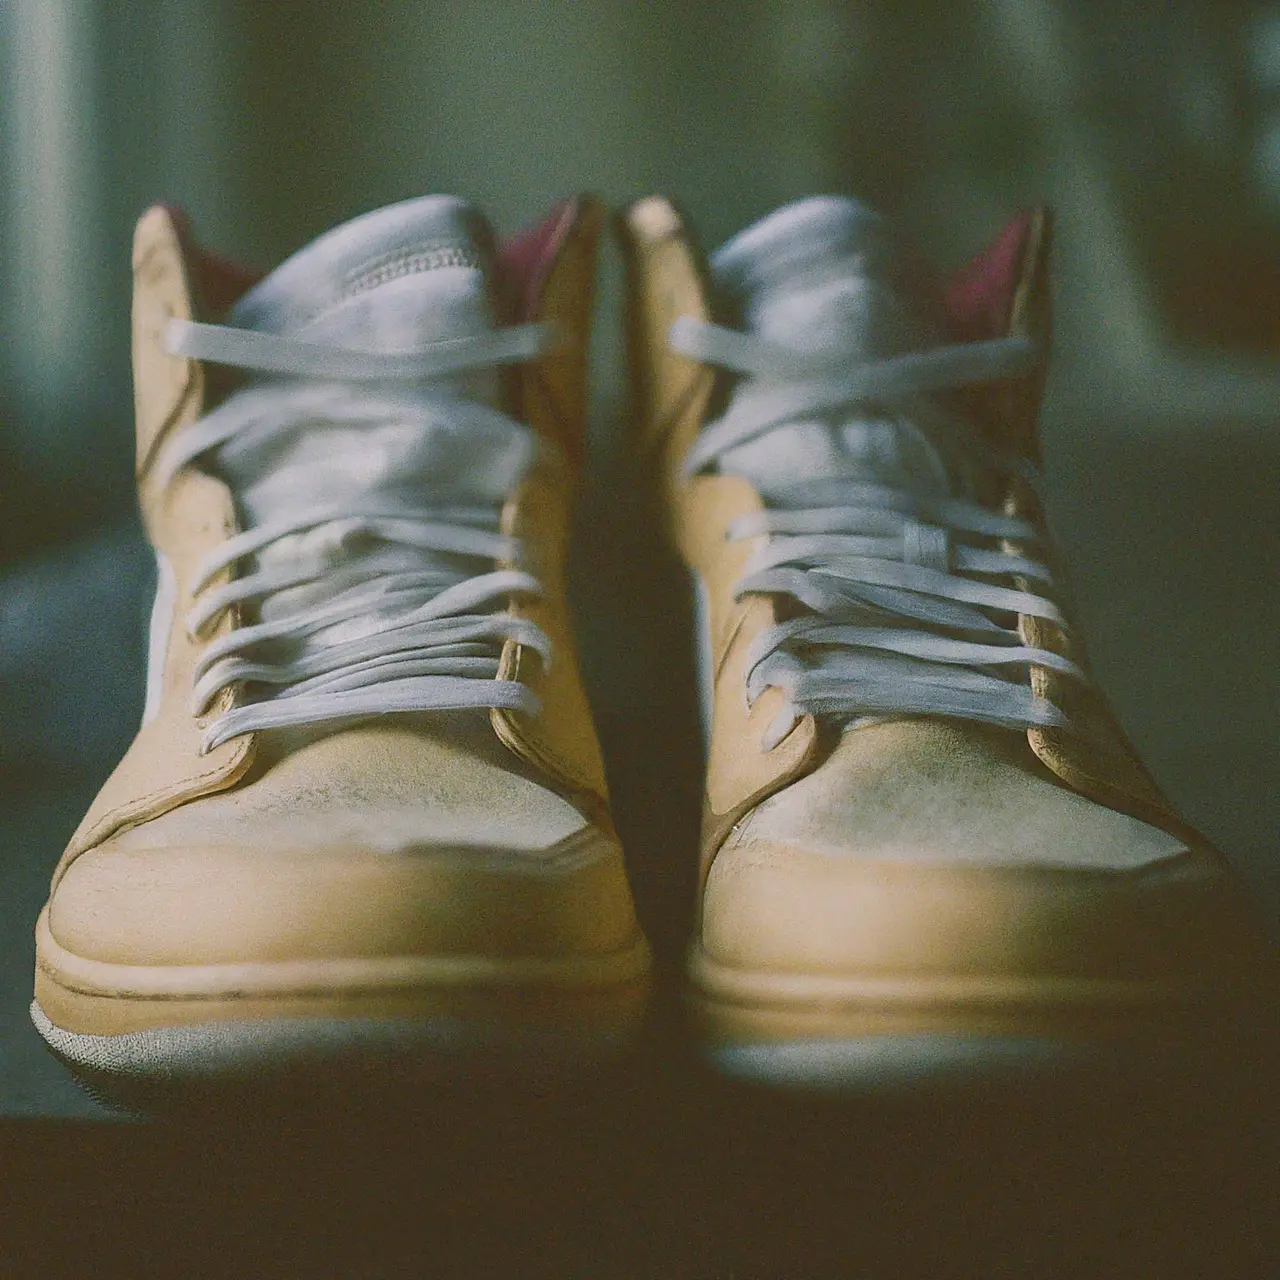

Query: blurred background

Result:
[2,1,1279,518]
[0,0,1277,1131]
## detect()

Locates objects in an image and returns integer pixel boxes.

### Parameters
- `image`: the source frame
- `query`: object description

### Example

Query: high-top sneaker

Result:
[619,194,1276,1089]
[33,196,650,1101]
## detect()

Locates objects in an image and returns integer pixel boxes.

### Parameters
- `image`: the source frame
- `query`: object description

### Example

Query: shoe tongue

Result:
[229,194,498,353]
[710,196,950,497]
[215,195,529,597]
[210,197,527,753]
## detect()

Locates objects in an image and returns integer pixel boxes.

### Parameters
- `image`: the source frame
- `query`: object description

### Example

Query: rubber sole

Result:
[33,916,652,1108]
[32,1001,646,1111]
[688,948,1255,1093]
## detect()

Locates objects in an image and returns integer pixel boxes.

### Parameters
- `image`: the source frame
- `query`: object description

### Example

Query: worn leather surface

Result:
[47,838,635,970]
[619,200,822,859]
[697,833,1265,984]
[619,194,1270,1003]
[738,721,1188,872]
[60,207,256,870]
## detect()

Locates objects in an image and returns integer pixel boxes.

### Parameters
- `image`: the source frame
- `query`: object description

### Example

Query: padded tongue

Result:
[710,196,952,497]
[213,195,530,604]
[712,196,943,356]
[229,194,498,355]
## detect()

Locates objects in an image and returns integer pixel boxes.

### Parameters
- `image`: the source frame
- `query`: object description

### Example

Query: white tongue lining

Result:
[709,196,952,500]
[685,197,1073,745]
[172,195,546,753]
[229,194,497,342]
[216,194,511,535]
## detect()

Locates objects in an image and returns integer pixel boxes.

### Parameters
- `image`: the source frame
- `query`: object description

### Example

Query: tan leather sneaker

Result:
[619,194,1276,1089]
[33,195,650,1097]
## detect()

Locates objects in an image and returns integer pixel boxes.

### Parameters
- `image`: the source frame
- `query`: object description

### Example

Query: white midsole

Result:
[30,1001,635,1079]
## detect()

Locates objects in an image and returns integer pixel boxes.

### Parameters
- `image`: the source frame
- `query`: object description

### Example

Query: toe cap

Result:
[47,828,640,969]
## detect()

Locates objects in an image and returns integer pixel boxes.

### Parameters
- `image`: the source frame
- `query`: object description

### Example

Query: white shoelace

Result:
[670,317,1084,750]
[156,317,555,753]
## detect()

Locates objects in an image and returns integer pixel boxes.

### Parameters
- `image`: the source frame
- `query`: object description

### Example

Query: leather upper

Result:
[55,197,615,893]
[617,196,1215,875]
[491,199,611,814]
[39,197,652,1009]
[62,207,255,868]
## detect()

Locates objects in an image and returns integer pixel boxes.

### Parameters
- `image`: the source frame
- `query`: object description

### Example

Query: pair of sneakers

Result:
[31,192,1274,1103]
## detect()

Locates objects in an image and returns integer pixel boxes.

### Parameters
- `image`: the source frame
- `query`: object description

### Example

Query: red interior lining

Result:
[495,199,577,323]
[159,197,579,325]
[159,204,263,318]
[944,209,1035,343]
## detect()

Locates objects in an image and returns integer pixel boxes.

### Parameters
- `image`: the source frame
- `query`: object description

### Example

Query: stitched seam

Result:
[253,242,487,335]
[342,244,484,296]
[73,745,248,855]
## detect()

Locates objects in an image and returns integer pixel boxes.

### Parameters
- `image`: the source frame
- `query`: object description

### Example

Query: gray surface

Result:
[1,425,1277,1122]
[1,530,151,1118]
[1039,420,1280,906]
[1,795,119,1117]
[0,526,150,780]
